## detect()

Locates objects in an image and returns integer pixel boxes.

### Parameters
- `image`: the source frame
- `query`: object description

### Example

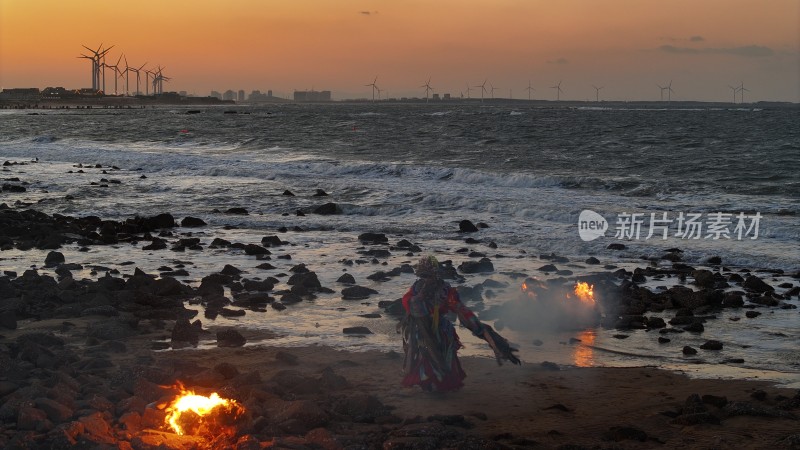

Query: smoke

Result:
[479,278,604,333]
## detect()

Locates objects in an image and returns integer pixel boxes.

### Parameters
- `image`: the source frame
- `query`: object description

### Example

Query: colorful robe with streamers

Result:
[399,278,486,392]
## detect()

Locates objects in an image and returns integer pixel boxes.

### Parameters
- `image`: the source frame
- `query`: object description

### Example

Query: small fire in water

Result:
[573,282,596,305]
[165,385,244,436]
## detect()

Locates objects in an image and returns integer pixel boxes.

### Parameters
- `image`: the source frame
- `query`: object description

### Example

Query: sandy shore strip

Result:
[2,312,800,449]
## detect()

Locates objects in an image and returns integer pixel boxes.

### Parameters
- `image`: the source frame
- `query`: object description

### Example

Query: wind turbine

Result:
[666,80,675,102]
[657,84,666,101]
[738,82,749,104]
[475,79,488,102]
[525,80,535,101]
[78,53,96,89]
[122,55,131,95]
[550,80,564,101]
[105,55,123,95]
[591,84,604,102]
[727,84,739,104]
[98,45,113,94]
[489,82,498,99]
[365,76,379,102]
[420,77,433,102]
[130,63,147,95]
[78,44,111,91]
[465,83,472,99]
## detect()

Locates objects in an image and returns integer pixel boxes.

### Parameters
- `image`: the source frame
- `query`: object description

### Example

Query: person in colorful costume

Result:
[399,255,521,392]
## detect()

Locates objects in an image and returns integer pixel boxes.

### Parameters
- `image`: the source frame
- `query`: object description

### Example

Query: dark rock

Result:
[607,243,626,250]
[276,351,299,365]
[242,279,274,291]
[458,258,494,273]
[2,183,26,192]
[282,189,295,196]
[35,397,73,422]
[538,264,558,272]
[745,310,761,319]
[17,407,47,431]
[722,292,745,307]
[317,367,350,391]
[226,207,249,215]
[723,400,795,419]
[261,235,284,247]
[540,361,560,371]
[700,340,723,350]
[459,220,479,233]
[702,395,728,408]
[141,213,176,230]
[585,257,600,265]
[274,400,329,434]
[313,203,341,215]
[692,269,715,288]
[683,346,698,355]
[0,310,17,330]
[181,216,206,227]
[342,285,378,300]
[219,308,246,317]
[337,273,356,284]
[244,244,269,255]
[217,329,246,347]
[358,232,388,244]
[743,275,774,293]
[658,337,671,343]
[44,251,65,267]
[171,318,200,345]
[602,426,647,442]
[313,189,328,196]
[142,238,167,250]
[288,271,322,289]
[220,264,243,276]
[343,326,373,334]
[361,248,391,258]
[707,256,722,265]
[683,322,705,333]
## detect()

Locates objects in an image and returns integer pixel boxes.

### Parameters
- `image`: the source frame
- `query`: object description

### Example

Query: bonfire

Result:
[162,383,245,439]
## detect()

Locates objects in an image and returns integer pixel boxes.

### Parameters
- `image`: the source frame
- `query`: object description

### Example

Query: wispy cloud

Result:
[359,11,377,16]
[659,44,774,57]
[547,57,569,65]
[689,35,705,42]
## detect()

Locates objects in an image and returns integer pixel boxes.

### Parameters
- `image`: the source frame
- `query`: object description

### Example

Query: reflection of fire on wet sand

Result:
[573,329,596,367]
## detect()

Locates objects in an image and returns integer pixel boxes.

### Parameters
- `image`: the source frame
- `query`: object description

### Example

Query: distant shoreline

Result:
[2,97,797,110]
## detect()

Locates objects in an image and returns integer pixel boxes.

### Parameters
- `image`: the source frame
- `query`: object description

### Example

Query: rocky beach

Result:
[1,153,800,449]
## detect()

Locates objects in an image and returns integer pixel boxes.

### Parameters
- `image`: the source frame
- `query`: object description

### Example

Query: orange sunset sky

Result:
[1,0,798,102]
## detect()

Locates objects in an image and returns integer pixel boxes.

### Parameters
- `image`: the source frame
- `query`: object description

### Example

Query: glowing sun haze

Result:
[1,0,797,102]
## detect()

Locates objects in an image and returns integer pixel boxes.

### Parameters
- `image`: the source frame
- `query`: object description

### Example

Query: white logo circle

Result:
[578,210,608,241]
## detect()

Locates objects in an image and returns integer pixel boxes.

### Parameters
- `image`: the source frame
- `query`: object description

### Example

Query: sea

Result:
[1,103,799,386]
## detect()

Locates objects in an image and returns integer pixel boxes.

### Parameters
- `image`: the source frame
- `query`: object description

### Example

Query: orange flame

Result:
[165,386,244,435]
[573,282,595,305]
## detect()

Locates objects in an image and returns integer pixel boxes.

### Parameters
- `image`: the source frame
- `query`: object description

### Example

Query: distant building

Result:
[210,90,222,100]
[443,93,451,100]
[179,91,188,97]
[223,90,236,101]
[0,88,40,101]
[237,90,245,102]
[41,87,77,100]
[293,90,332,102]
[267,90,273,97]
[432,93,440,101]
